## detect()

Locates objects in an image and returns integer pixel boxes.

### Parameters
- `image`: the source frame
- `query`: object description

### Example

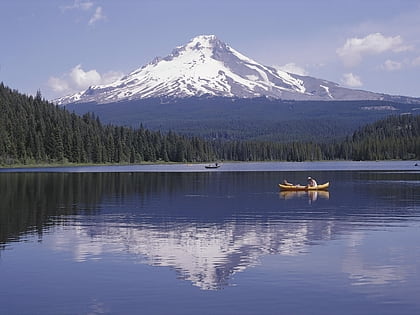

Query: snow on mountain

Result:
[55,35,391,105]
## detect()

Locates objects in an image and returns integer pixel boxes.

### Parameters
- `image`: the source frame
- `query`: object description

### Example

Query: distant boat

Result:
[205,163,220,169]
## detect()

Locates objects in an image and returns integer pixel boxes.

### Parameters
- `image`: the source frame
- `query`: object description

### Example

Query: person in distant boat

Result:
[307,176,317,188]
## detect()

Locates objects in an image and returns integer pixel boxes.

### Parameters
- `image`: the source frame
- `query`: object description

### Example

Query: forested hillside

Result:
[340,114,420,160]
[0,83,419,165]
[209,113,420,161]
[0,83,216,165]
[66,97,417,142]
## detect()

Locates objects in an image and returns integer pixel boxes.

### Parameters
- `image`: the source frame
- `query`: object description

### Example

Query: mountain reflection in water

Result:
[1,170,420,291]
[50,219,318,290]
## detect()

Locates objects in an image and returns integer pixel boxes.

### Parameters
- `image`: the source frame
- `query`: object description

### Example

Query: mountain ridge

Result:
[56,35,419,105]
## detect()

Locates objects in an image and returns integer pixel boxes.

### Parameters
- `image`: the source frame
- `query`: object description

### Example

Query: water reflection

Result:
[49,220,318,290]
[1,170,420,291]
[279,190,330,203]
[342,231,407,286]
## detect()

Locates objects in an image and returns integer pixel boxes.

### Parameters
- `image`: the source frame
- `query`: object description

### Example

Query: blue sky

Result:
[1,0,420,100]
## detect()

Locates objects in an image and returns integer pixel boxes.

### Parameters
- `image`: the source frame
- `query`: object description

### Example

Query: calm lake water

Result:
[1,161,420,314]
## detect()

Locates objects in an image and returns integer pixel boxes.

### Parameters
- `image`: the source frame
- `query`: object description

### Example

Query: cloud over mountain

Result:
[341,73,363,87]
[48,65,123,94]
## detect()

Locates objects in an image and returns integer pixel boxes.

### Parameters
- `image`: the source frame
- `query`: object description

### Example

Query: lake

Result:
[1,161,420,314]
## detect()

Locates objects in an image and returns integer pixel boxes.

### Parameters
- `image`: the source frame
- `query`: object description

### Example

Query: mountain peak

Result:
[166,34,226,61]
[189,34,218,44]
[172,35,217,52]
[55,35,399,105]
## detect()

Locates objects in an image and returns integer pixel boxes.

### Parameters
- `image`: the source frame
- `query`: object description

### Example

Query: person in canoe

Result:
[307,176,317,188]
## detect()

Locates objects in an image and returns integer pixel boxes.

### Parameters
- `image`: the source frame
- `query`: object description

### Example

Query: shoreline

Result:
[0,159,396,170]
[1,160,418,173]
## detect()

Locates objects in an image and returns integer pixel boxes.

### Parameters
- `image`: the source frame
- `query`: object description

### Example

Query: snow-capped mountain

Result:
[55,35,401,105]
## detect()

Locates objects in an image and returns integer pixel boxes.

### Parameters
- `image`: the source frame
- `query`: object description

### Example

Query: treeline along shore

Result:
[1,83,419,166]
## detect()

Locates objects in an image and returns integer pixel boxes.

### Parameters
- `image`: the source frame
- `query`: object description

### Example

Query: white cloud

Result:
[47,65,123,96]
[69,64,101,87]
[274,63,308,76]
[62,0,94,11]
[412,56,420,67]
[61,1,106,26]
[341,73,363,88]
[101,71,125,85]
[48,77,70,93]
[337,33,411,67]
[381,59,402,71]
[89,6,106,26]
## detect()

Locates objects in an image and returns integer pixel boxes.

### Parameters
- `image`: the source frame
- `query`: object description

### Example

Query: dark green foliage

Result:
[339,114,420,160]
[0,83,216,165]
[213,113,420,161]
[207,114,419,161]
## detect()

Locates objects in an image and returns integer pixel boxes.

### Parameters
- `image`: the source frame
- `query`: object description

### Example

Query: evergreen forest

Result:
[0,83,419,166]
